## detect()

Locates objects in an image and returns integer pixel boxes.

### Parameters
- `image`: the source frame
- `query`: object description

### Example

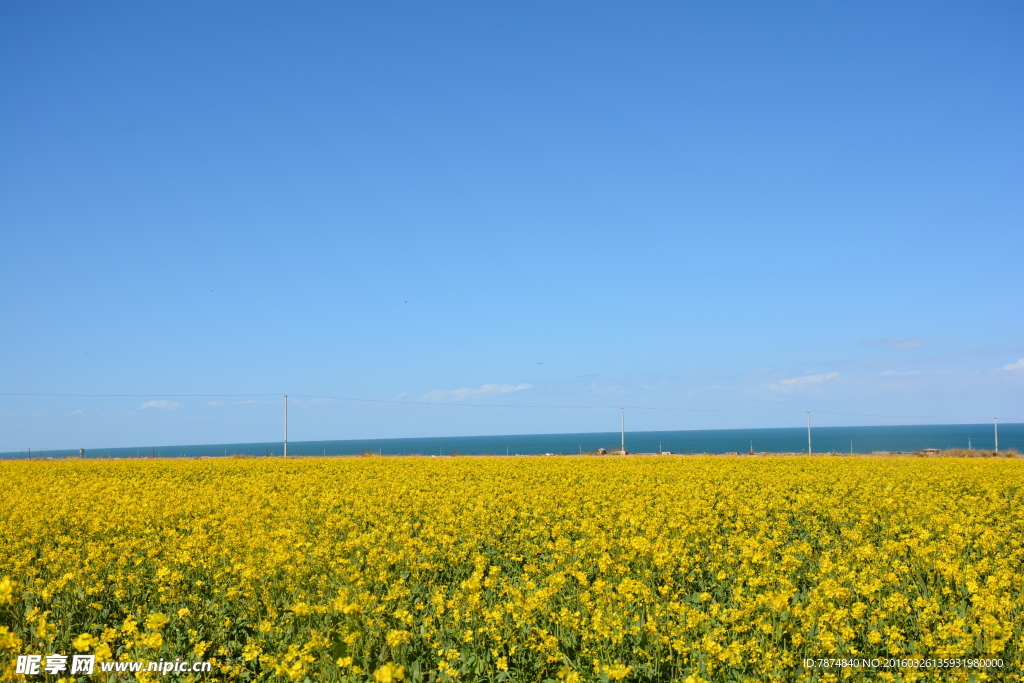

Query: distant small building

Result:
[921,448,941,455]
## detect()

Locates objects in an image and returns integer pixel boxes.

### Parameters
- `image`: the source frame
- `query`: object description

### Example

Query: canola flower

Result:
[1,456,1022,682]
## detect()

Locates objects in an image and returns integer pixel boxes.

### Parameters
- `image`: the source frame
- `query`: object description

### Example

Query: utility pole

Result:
[994,417,999,453]
[284,395,288,458]
[807,412,812,455]
[620,407,625,454]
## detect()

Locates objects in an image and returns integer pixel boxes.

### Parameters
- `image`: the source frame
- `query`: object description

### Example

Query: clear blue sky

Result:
[2,2,1022,451]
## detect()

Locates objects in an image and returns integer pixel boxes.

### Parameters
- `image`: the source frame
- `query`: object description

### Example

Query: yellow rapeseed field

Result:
[1,456,1022,682]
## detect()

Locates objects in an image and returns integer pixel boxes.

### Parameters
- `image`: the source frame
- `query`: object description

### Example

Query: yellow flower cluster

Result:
[1,456,1022,681]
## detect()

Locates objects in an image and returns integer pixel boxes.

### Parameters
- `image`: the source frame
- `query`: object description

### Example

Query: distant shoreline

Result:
[3,423,1020,459]
[2,448,1017,462]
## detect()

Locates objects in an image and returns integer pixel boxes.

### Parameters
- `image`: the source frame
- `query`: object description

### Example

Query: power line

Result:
[811,410,1023,420]
[0,393,280,397]
[292,393,797,412]
[0,391,791,412]
[293,395,1023,420]
[1,392,1020,422]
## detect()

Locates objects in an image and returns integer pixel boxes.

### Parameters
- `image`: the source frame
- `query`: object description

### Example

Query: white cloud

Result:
[139,400,181,411]
[69,409,86,415]
[292,397,332,405]
[422,383,532,402]
[779,372,839,386]
[880,369,929,376]
[1002,358,1024,371]
[767,372,839,390]
[861,337,926,351]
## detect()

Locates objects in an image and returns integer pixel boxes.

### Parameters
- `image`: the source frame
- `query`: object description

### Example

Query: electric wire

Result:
[2,392,1019,421]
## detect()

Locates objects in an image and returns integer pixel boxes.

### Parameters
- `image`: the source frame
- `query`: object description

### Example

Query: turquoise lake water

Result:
[2,423,1020,459]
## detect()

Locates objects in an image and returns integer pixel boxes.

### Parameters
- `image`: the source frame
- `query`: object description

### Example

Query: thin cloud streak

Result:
[139,400,181,411]
[422,383,532,402]
[766,372,840,391]
[880,370,943,377]
[860,337,926,351]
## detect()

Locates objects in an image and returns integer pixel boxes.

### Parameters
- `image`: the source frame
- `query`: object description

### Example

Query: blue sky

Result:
[1,1,1022,451]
